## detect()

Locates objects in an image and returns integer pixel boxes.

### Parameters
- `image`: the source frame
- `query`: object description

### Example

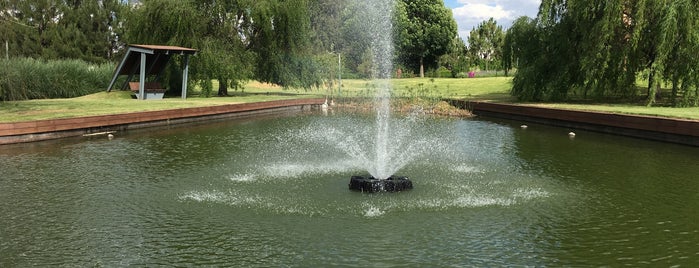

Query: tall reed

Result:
[0,58,113,101]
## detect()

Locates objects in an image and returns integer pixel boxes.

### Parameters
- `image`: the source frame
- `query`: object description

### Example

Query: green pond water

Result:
[1,111,698,266]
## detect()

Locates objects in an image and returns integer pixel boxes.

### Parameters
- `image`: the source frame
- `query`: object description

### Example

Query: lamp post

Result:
[338,52,342,97]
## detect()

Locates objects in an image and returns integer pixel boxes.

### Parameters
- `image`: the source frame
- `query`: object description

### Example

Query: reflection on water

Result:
[1,112,698,266]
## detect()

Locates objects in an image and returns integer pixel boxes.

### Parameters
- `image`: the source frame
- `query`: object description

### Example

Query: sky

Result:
[443,0,541,41]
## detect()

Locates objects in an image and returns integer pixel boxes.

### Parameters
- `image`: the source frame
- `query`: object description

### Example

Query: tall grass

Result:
[0,58,113,101]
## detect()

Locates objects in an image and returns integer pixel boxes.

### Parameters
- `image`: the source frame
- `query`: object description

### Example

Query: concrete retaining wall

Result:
[451,100,699,146]
[5,98,696,146]
[0,98,325,145]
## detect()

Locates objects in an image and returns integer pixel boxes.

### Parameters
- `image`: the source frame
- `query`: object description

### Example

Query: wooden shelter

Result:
[107,44,197,100]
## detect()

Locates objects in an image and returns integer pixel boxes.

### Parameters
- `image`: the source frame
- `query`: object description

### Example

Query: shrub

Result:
[0,58,113,101]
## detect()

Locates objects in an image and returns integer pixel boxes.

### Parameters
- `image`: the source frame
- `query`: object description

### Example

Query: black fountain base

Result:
[349,175,413,193]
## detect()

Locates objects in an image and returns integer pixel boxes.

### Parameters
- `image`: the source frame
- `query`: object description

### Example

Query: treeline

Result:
[503,0,699,107]
[0,0,466,100]
[9,1,692,106]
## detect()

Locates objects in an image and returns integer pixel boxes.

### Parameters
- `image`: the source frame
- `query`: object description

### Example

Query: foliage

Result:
[192,0,255,96]
[0,0,125,63]
[502,16,535,76]
[651,0,699,107]
[249,0,322,90]
[439,36,468,78]
[395,0,457,78]
[333,0,386,79]
[1,0,465,98]
[467,18,505,72]
[0,58,112,101]
[508,0,699,106]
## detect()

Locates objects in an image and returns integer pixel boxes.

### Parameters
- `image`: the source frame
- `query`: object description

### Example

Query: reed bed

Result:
[0,58,113,101]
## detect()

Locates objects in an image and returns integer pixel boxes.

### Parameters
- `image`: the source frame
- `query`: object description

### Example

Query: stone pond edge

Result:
[1,98,697,146]
[0,98,325,145]
[452,100,699,147]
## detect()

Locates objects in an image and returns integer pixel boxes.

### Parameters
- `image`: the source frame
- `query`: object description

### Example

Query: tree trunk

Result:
[646,68,656,106]
[419,57,424,78]
[218,79,228,96]
[671,78,678,107]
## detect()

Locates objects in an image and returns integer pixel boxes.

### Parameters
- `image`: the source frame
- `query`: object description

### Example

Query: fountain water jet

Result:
[347,0,412,191]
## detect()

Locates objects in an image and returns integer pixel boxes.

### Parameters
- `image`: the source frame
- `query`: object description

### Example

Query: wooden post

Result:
[139,52,146,100]
[181,54,190,99]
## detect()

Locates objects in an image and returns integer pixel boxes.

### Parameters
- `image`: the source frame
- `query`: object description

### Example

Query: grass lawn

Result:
[1,77,698,123]
[523,103,699,120]
[0,82,324,123]
[338,77,514,102]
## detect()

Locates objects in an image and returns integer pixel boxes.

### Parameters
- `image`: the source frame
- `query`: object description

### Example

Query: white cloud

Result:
[449,0,541,41]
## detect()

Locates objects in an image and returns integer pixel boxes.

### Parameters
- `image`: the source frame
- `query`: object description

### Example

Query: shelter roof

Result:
[107,44,197,92]
[113,44,197,76]
[130,44,198,54]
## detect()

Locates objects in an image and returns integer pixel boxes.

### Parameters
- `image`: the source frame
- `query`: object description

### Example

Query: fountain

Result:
[349,175,413,193]
[345,0,412,192]
[4,1,699,266]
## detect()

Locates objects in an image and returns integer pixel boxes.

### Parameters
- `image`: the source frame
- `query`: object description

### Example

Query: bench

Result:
[128,82,166,100]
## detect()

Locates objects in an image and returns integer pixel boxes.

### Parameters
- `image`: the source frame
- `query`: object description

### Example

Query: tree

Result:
[308,0,347,54]
[249,0,322,89]
[47,0,125,63]
[509,0,699,106]
[124,0,322,94]
[123,0,205,95]
[308,0,347,91]
[395,0,457,78]
[335,0,378,78]
[651,0,699,106]
[1,0,60,59]
[510,1,638,101]
[193,0,255,96]
[502,16,535,76]
[124,0,203,47]
[1,0,124,62]
[438,35,467,77]
[467,18,504,72]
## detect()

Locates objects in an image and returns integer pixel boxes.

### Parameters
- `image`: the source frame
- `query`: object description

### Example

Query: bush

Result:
[428,67,453,78]
[0,58,113,101]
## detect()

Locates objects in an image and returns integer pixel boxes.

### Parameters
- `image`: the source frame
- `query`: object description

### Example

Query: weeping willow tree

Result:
[193,0,255,96]
[649,0,699,107]
[124,0,322,95]
[122,0,204,95]
[250,0,322,89]
[507,0,699,107]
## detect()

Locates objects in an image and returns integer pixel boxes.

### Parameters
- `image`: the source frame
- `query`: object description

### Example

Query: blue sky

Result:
[443,0,541,41]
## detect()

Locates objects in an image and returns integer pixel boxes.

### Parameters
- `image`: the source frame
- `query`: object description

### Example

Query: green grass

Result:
[522,103,699,120]
[2,77,698,123]
[0,83,323,123]
[337,77,513,101]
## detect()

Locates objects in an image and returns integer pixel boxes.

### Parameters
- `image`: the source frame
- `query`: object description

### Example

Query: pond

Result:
[1,111,698,266]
